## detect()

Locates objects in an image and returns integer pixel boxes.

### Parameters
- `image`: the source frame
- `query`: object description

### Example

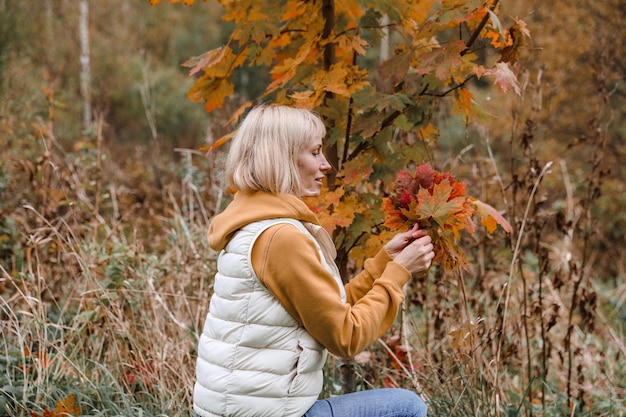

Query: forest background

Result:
[0,0,624,416]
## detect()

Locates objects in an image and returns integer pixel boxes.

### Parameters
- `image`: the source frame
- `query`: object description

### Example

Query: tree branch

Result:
[461,0,500,56]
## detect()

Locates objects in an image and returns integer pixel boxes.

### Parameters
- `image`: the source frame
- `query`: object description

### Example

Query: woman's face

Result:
[297,135,331,197]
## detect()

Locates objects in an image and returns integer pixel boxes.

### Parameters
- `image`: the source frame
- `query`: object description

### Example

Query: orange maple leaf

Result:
[283,0,306,20]
[471,198,512,234]
[38,394,80,417]
[454,88,475,123]
[268,44,312,92]
[415,181,469,236]
[290,90,323,109]
[269,33,292,48]
[382,197,408,231]
[188,77,234,112]
[315,195,356,234]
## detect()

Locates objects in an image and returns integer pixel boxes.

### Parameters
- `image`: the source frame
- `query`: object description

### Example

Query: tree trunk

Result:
[321,0,355,395]
[380,14,390,62]
[321,0,338,187]
[79,0,92,132]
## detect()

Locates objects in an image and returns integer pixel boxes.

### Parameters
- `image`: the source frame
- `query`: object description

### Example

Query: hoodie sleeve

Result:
[343,249,398,304]
[251,223,411,358]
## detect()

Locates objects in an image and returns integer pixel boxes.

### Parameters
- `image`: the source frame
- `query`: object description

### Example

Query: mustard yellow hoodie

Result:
[207,191,412,358]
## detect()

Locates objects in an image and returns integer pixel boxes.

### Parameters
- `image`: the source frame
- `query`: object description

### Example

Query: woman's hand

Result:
[386,225,435,275]
[384,224,426,259]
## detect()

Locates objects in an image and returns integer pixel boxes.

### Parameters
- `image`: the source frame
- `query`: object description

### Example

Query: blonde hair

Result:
[226,104,326,195]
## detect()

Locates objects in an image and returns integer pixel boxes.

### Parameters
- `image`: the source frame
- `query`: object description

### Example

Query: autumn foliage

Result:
[150,0,528,278]
[1,0,623,416]
[29,395,79,417]
[382,163,511,270]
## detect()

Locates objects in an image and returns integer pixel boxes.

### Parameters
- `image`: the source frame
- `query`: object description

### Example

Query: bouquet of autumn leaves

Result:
[382,163,512,271]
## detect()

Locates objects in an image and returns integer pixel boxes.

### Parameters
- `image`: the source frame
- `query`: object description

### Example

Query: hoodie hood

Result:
[208,191,321,251]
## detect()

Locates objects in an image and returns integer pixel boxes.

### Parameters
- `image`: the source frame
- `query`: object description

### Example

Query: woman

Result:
[194,104,435,417]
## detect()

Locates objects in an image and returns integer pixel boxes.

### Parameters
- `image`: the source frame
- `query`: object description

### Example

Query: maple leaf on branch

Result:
[474,62,521,95]
[415,40,466,81]
[183,46,227,76]
[382,163,511,270]
[154,0,528,280]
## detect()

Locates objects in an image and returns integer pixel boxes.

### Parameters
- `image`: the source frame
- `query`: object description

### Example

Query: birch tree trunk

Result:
[79,0,92,132]
[379,14,391,92]
[380,14,390,62]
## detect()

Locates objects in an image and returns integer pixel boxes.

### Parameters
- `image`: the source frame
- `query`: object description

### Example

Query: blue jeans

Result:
[303,388,427,417]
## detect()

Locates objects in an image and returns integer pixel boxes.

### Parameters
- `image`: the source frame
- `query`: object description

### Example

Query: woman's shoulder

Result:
[253,220,317,252]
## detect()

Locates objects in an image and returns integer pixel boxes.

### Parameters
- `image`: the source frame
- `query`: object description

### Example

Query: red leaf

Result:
[413,163,436,190]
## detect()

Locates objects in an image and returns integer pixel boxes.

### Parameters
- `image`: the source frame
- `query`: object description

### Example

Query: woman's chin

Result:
[300,188,321,197]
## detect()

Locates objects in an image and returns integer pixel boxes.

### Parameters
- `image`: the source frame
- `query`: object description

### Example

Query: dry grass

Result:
[1,87,624,417]
[0,128,220,415]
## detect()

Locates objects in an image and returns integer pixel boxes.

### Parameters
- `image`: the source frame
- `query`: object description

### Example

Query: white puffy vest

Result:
[194,218,345,417]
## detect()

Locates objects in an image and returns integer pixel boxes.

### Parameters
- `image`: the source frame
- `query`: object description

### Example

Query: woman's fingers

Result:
[385,226,428,256]
[393,233,436,274]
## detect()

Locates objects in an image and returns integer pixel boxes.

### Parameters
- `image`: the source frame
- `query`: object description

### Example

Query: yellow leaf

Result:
[417,122,439,142]
[311,65,350,96]
[268,44,312,92]
[247,8,266,22]
[336,33,369,56]
[188,77,234,112]
[310,63,369,97]
[289,90,323,110]
[269,33,292,48]
[54,394,80,416]
[283,0,306,20]
[336,0,363,20]
[452,87,475,123]
[408,0,436,24]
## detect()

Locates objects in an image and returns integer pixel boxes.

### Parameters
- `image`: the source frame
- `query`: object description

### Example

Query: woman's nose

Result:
[320,156,332,171]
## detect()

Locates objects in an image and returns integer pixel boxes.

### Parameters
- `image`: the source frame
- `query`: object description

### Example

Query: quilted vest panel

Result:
[194,218,343,417]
